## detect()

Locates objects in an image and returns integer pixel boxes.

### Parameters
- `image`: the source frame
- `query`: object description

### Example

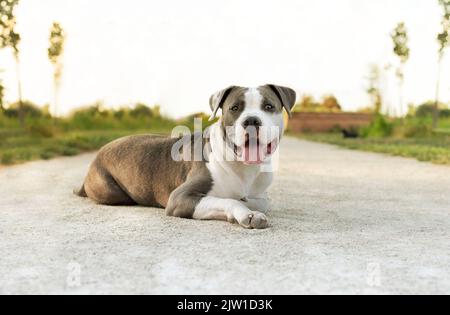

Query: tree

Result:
[295,95,319,112]
[366,64,383,114]
[294,94,342,113]
[434,0,450,129]
[48,22,65,118]
[391,22,410,117]
[0,78,4,112]
[130,103,155,118]
[0,68,5,112]
[321,95,342,112]
[0,0,23,126]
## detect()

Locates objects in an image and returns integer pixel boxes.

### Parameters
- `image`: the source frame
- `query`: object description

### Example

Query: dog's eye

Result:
[264,103,275,111]
[230,104,240,112]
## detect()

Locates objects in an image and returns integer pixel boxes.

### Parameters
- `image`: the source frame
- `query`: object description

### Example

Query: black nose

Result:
[242,116,262,128]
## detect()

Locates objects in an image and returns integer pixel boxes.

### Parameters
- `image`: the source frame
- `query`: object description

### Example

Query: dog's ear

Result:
[266,84,297,118]
[209,86,237,121]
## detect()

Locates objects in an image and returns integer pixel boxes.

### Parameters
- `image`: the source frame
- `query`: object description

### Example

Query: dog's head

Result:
[209,85,296,164]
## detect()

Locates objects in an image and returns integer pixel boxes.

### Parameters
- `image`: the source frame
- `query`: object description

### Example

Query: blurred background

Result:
[0,0,449,165]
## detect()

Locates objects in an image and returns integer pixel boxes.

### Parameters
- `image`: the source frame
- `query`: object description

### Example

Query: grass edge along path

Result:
[295,133,450,166]
[0,129,171,166]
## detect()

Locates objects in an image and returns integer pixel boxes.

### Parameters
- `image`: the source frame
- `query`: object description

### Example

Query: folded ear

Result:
[266,84,297,118]
[209,86,237,121]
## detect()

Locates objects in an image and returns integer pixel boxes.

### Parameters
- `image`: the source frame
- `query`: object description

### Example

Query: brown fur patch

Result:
[81,134,213,218]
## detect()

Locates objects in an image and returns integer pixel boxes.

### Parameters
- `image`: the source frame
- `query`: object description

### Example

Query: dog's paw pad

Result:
[250,212,269,229]
[238,212,269,229]
[239,214,254,229]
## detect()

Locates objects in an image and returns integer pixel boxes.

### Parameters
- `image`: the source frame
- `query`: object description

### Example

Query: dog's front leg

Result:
[241,197,271,214]
[193,197,269,229]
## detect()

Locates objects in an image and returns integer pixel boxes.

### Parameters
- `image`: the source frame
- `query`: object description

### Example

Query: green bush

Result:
[415,103,435,118]
[441,109,450,119]
[0,101,197,165]
[61,147,80,156]
[130,103,154,118]
[27,122,58,138]
[394,119,432,138]
[415,102,450,119]
[4,101,48,119]
[361,114,394,138]
[64,103,175,131]
[1,152,14,164]
[40,151,55,160]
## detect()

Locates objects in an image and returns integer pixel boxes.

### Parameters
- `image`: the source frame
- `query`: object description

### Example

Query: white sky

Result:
[0,0,449,118]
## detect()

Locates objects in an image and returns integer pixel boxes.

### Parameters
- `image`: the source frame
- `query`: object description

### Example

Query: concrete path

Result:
[1,137,449,294]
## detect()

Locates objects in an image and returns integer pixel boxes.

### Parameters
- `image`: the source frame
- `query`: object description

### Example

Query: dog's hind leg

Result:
[83,164,136,206]
[73,184,87,197]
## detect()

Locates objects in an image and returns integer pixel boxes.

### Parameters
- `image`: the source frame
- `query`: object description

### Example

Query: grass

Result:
[2,102,449,167]
[292,114,450,165]
[0,129,172,165]
[0,103,211,165]
[297,132,450,165]
[0,106,215,165]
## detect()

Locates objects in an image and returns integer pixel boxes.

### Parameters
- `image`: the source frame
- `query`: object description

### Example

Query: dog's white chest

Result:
[206,160,272,200]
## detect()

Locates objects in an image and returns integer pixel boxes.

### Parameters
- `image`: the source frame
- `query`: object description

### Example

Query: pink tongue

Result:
[244,145,264,164]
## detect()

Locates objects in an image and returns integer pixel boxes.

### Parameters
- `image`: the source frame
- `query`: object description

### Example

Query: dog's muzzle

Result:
[232,126,279,165]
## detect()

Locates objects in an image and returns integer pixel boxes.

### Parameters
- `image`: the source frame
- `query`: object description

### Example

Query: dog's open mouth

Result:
[233,134,279,165]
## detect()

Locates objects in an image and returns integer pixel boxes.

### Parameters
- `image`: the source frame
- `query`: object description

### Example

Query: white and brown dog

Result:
[75,85,296,229]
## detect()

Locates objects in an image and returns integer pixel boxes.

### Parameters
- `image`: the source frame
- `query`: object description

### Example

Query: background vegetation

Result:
[0,102,211,165]
[296,102,450,165]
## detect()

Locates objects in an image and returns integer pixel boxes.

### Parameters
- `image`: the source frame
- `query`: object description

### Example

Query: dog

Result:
[75,85,296,229]
[342,128,359,138]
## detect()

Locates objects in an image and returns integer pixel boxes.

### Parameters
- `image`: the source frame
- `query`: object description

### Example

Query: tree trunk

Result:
[399,79,404,118]
[433,54,442,130]
[15,55,25,128]
[53,65,62,122]
[396,64,405,120]
[53,75,58,120]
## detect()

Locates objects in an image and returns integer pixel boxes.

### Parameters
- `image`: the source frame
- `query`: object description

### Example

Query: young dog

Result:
[75,85,296,229]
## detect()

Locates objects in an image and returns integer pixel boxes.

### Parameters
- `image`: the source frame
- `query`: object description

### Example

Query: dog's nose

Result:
[242,117,262,129]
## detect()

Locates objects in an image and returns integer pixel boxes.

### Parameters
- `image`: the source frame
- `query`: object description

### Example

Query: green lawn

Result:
[0,103,218,166]
[0,128,171,165]
[296,133,450,165]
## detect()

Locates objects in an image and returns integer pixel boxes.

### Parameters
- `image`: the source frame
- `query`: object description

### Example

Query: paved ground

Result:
[1,137,449,294]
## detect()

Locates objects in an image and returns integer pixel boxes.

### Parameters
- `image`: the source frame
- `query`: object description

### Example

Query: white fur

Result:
[233,88,284,147]
[193,88,283,229]
[194,124,272,229]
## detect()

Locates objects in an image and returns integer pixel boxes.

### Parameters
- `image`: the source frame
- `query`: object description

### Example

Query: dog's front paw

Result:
[250,212,269,229]
[239,211,269,229]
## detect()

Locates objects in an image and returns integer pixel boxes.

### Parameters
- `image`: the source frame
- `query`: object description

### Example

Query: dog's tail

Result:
[73,184,87,198]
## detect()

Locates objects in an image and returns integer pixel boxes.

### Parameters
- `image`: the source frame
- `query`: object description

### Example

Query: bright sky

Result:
[0,0,449,117]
